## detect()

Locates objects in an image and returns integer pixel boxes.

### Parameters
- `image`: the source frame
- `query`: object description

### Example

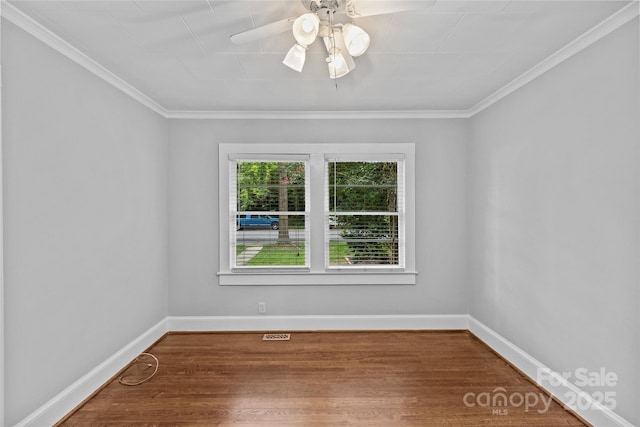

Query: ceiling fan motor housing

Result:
[302,0,345,14]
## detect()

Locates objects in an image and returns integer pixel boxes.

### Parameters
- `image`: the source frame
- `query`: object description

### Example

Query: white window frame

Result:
[218,143,416,285]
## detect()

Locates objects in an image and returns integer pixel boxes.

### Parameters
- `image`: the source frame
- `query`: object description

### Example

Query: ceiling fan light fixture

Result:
[327,46,355,79]
[232,0,431,79]
[283,43,307,72]
[292,13,320,45]
[342,23,370,57]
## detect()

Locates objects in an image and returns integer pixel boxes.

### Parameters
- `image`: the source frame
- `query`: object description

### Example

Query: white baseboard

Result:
[167,314,469,332]
[15,318,169,427]
[468,316,634,427]
[16,315,633,427]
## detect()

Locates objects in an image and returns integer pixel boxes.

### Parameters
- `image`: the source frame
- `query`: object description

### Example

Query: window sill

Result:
[217,271,418,286]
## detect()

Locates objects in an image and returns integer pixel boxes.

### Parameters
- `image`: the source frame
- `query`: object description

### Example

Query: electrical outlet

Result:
[258,302,266,314]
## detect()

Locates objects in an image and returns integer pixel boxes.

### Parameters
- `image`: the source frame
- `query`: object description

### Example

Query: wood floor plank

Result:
[57,331,589,426]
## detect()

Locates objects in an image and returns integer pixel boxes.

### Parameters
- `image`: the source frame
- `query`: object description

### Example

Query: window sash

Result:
[230,158,310,270]
[324,158,405,269]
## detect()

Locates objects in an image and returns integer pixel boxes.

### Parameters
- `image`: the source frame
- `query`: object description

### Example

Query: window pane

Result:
[329,214,399,266]
[328,161,397,212]
[237,162,305,212]
[236,214,307,266]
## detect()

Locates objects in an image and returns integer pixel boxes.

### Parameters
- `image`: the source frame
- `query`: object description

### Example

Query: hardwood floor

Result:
[57,331,588,426]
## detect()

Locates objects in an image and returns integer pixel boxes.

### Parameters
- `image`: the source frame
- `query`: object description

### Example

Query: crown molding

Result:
[164,109,472,120]
[468,1,639,117]
[2,0,637,120]
[0,0,168,118]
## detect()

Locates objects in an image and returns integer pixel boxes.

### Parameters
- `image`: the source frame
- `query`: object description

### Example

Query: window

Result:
[219,144,415,285]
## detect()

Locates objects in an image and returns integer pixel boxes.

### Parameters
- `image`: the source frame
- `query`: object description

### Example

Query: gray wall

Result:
[469,18,639,425]
[2,21,169,425]
[168,119,469,316]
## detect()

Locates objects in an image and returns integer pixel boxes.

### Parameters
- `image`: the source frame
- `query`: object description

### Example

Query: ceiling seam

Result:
[108,11,136,42]
[435,13,466,52]
[178,12,206,54]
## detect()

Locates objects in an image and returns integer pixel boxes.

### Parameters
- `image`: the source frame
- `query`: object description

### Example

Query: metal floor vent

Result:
[263,333,291,341]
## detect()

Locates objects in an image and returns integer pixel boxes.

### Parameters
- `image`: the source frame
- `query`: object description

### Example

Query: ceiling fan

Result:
[230,0,427,79]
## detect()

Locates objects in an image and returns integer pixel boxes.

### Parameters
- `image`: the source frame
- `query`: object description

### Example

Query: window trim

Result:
[218,143,416,286]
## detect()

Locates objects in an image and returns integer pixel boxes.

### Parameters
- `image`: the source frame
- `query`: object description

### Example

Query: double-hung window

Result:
[219,143,415,285]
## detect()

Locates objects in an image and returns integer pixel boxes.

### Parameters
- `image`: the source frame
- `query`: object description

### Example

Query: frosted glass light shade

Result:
[342,23,370,57]
[325,31,355,79]
[292,13,320,46]
[327,49,350,79]
[283,43,307,72]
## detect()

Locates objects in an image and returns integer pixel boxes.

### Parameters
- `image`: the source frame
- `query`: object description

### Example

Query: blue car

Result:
[236,214,279,230]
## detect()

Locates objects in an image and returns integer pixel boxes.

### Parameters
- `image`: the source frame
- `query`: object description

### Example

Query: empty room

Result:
[1,0,639,426]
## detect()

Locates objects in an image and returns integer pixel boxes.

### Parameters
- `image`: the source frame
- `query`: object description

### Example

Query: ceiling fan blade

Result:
[230,17,296,44]
[346,0,433,18]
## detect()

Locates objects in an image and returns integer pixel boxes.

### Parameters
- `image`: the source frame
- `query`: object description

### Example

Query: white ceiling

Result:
[6,0,633,112]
